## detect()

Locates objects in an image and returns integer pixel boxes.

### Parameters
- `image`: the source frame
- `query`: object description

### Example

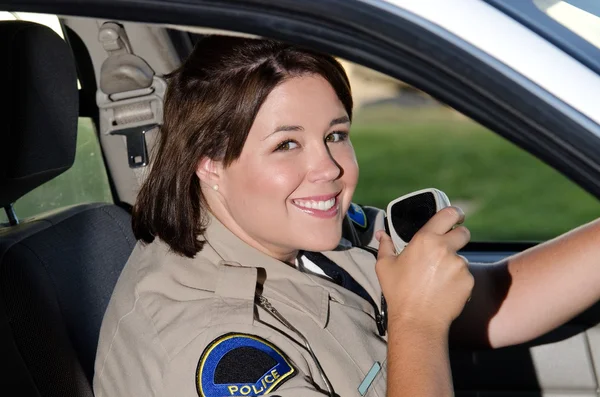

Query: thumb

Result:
[376,230,396,260]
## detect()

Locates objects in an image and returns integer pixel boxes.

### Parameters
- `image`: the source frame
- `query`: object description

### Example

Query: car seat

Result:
[0,21,136,397]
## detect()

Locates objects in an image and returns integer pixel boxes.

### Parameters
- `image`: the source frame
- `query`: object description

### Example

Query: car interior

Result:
[1,10,600,397]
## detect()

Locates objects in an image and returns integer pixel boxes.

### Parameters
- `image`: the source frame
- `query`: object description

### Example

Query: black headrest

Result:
[0,21,79,208]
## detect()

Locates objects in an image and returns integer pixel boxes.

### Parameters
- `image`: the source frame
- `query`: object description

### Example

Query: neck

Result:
[208,203,299,265]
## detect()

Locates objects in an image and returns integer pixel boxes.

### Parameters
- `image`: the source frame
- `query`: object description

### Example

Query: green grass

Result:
[0,118,113,223]
[351,105,600,241]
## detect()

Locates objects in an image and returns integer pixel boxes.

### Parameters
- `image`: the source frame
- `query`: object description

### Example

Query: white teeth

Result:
[293,198,336,211]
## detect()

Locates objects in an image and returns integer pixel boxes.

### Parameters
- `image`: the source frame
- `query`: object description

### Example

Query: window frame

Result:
[484,0,600,76]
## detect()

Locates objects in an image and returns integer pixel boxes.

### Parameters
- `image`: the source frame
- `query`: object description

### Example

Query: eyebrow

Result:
[329,115,350,127]
[266,115,351,139]
[273,124,304,133]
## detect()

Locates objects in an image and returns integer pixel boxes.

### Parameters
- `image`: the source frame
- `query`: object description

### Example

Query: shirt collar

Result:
[202,213,331,328]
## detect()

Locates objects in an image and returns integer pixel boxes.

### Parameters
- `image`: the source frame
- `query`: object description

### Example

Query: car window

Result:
[0,118,113,224]
[0,13,113,224]
[344,61,600,242]
[533,0,600,49]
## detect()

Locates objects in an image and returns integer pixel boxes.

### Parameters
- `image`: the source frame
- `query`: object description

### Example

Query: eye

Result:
[325,131,349,143]
[275,139,299,151]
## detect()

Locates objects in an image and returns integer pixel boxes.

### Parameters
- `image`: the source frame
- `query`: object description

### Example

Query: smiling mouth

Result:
[292,197,336,211]
[291,193,341,217]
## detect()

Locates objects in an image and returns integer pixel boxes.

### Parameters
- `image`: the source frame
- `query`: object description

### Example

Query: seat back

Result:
[0,21,135,396]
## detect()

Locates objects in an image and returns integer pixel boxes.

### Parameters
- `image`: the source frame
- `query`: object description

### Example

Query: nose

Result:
[307,143,343,183]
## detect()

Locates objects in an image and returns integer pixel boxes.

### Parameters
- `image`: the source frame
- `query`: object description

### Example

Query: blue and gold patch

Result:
[196,333,296,397]
[348,202,367,229]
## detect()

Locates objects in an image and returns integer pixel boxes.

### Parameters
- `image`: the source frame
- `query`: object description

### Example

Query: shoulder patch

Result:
[348,202,367,229]
[196,333,296,397]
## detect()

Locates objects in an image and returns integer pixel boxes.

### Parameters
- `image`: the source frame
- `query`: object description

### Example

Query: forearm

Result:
[489,218,600,347]
[387,319,453,397]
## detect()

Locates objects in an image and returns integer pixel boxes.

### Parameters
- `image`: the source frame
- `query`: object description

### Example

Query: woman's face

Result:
[210,75,358,261]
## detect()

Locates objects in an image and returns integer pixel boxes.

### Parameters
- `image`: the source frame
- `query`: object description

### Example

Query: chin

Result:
[301,232,341,252]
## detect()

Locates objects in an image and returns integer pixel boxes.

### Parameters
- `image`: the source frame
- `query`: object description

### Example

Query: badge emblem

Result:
[348,202,367,229]
[196,333,296,397]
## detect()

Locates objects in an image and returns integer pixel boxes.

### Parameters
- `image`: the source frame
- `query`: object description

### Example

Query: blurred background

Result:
[343,60,600,242]
[1,11,599,242]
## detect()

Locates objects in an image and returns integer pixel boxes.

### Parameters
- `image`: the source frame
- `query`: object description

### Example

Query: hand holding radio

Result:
[375,188,474,331]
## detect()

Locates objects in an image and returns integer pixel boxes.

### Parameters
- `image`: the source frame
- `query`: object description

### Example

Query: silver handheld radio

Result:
[385,188,451,252]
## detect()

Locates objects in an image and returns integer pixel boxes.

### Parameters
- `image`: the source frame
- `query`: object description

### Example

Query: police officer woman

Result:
[94,36,600,397]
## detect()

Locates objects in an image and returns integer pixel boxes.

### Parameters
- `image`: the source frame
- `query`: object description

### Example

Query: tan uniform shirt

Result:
[94,211,388,397]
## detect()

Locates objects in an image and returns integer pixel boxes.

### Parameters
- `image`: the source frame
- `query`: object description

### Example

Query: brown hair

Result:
[132,36,353,257]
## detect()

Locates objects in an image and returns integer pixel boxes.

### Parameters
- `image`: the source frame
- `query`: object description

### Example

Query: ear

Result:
[196,157,223,186]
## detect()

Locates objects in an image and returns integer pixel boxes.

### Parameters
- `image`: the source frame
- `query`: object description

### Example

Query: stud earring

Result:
[212,184,219,191]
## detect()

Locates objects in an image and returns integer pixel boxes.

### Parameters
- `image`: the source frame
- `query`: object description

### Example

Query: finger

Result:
[419,206,465,235]
[376,230,397,260]
[444,226,471,252]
